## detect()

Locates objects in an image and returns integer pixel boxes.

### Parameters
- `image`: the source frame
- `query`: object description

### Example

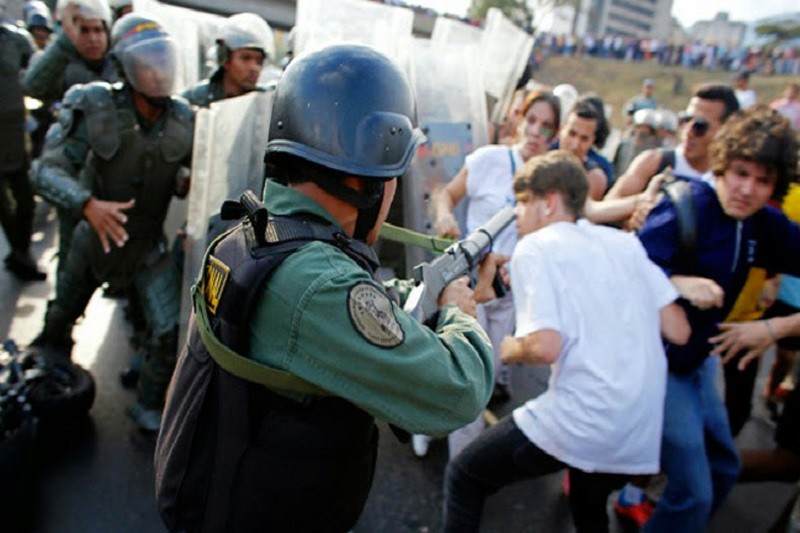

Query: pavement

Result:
[1,199,796,532]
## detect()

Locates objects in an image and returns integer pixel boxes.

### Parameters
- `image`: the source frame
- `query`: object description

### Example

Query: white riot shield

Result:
[480,8,533,124]
[430,17,482,47]
[294,0,413,69]
[179,90,273,341]
[391,37,489,275]
[133,0,224,91]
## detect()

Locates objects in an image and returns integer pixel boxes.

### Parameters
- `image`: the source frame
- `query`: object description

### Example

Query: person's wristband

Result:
[764,319,778,343]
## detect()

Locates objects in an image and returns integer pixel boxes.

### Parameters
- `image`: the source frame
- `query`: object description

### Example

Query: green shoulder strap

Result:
[191,245,329,399]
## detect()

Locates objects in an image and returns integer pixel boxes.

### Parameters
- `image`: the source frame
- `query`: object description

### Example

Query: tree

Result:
[469,0,533,29]
[756,23,800,43]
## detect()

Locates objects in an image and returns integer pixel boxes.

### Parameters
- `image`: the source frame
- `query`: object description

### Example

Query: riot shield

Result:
[479,8,533,125]
[391,37,488,275]
[178,90,273,341]
[132,0,224,91]
[430,16,482,47]
[294,0,413,68]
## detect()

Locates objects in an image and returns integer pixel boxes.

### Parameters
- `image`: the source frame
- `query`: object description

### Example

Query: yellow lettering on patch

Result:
[204,256,230,315]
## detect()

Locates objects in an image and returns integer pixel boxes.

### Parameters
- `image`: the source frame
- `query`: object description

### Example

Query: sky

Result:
[414,0,799,29]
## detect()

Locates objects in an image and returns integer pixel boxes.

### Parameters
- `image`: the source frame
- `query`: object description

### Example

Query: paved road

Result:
[1,200,795,532]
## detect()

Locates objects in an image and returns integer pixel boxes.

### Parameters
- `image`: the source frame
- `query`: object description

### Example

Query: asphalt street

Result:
[1,199,795,532]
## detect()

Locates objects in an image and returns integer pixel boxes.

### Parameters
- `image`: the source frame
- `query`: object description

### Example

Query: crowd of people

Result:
[533,31,800,76]
[2,1,800,532]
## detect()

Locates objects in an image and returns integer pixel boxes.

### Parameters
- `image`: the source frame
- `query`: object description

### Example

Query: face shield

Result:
[120,36,178,98]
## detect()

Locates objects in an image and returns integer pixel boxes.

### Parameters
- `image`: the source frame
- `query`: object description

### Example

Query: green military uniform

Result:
[181,66,271,108]
[156,43,490,531]
[0,22,41,277]
[181,67,226,107]
[249,180,494,433]
[22,31,117,102]
[32,80,193,411]
[23,30,117,281]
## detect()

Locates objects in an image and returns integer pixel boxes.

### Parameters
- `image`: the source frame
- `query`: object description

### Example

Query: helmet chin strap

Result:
[353,181,385,241]
[305,176,385,241]
[142,93,170,108]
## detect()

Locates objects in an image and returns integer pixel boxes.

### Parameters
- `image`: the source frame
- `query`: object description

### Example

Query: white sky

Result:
[414,0,799,29]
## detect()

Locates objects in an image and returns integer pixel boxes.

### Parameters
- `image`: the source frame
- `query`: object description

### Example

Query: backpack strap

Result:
[193,229,330,401]
[656,148,676,175]
[660,178,697,271]
[508,147,517,176]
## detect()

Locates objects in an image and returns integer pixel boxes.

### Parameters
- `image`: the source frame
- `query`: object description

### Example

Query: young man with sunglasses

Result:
[606,84,740,207]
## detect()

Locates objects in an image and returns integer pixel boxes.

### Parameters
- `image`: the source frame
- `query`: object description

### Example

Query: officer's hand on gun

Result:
[82,197,135,253]
[473,253,510,303]
[434,254,510,318]
[438,277,477,317]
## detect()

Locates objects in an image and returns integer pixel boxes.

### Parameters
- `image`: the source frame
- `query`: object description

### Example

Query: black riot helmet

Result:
[265,44,424,240]
[266,44,423,180]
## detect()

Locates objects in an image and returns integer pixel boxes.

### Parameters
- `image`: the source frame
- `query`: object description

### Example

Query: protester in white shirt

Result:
[424,91,562,458]
[734,71,757,109]
[442,150,690,533]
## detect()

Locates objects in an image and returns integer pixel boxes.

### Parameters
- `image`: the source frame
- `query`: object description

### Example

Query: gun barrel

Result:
[458,206,516,261]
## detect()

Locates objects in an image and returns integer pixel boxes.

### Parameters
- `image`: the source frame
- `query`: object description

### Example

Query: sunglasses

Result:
[678,114,711,137]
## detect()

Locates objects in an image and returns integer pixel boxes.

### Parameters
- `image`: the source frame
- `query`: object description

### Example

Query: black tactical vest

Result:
[156,204,382,533]
[71,83,193,285]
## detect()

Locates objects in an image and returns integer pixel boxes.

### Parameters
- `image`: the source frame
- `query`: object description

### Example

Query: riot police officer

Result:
[155,45,495,532]
[182,12,275,107]
[25,0,54,51]
[31,13,193,431]
[23,0,117,102]
[0,4,45,280]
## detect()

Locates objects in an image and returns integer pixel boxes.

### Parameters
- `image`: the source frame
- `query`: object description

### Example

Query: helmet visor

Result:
[120,37,178,98]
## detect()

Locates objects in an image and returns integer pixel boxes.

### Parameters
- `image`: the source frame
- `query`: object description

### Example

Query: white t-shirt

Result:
[735,89,757,109]
[511,220,677,475]
[672,145,704,181]
[465,144,523,256]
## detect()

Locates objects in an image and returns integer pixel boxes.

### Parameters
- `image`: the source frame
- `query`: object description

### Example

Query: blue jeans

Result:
[645,356,741,533]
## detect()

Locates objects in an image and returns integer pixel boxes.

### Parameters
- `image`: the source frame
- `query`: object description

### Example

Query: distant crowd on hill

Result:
[532,32,800,76]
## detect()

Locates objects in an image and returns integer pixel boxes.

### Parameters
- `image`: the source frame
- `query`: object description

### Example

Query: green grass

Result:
[534,56,792,130]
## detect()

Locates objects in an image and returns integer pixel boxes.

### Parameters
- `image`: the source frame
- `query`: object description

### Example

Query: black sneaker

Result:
[4,252,46,282]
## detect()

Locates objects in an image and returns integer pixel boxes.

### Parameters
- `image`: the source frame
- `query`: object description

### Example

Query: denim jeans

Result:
[443,416,626,533]
[644,356,741,533]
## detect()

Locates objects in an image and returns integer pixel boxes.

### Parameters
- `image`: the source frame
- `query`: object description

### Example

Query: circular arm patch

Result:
[347,282,405,348]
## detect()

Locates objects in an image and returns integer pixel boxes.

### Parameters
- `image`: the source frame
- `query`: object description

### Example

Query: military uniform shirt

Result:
[247,181,495,436]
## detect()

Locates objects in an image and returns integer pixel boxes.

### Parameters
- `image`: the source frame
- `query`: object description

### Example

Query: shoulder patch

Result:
[347,282,405,348]
[204,255,230,315]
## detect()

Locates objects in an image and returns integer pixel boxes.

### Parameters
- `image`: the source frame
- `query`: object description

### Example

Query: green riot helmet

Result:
[110,13,178,99]
[267,44,423,181]
[216,12,275,64]
[266,44,424,240]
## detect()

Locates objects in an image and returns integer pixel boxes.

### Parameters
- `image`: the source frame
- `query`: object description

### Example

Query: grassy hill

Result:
[533,56,792,130]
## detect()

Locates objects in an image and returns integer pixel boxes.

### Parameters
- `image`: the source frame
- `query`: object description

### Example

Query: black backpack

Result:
[155,193,380,532]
